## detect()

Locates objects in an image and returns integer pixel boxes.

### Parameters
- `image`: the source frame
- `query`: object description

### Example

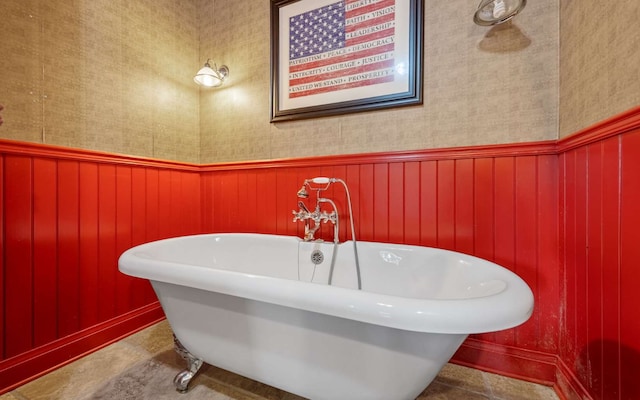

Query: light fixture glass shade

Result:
[474,0,526,26]
[193,60,229,87]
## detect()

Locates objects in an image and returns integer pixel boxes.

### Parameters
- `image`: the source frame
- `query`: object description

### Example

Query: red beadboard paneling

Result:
[219,171,240,233]
[436,160,455,250]
[262,169,278,234]
[472,158,497,345]
[143,168,161,305]
[561,143,605,398]
[513,156,539,350]
[130,167,147,246]
[250,170,264,234]
[358,164,375,241]
[0,143,579,395]
[373,163,389,242]
[0,156,4,359]
[130,167,149,310]
[619,130,640,400]
[493,157,516,269]
[345,164,361,241]
[157,170,173,239]
[4,156,34,359]
[32,158,58,347]
[419,161,437,247]
[144,169,160,241]
[210,171,223,232]
[455,158,474,254]
[115,166,133,316]
[333,165,349,241]
[571,146,589,383]
[201,172,213,232]
[403,162,420,245]
[236,171,251,232]
[388,163,404,244]
[562,150,576,363]
[276,168,296,237]
[600,136,621,398]
[557,108,640,400]
[492,157,517,347]
[3,106,640,398]
[586,142,604,399]
[57,160,80,337]
[78,163,99,329]
[535,155,560,355]
[187,172,202,234]
[168,171,184,236]
[97,164,117,322]
[0,142,204,393]
[473,158,495,262]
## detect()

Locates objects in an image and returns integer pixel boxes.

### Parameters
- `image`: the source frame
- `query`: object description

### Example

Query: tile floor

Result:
[2,321,559,400]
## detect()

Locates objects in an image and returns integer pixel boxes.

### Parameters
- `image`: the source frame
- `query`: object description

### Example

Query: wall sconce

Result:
[194,59,229,88]
[474,0,526,26]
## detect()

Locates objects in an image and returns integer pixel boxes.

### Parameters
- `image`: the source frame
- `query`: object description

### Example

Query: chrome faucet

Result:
[292,177,362,289]
[293,178,339,242]
[292,199,337,242]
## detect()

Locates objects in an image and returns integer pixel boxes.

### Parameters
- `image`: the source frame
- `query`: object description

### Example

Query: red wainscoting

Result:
[0,141,203,392]
[557,108,640,400]
[201,144,563,385]
[2,106,640,399]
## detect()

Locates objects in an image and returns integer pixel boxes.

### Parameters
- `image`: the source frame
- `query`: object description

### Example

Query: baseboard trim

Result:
[555,358,592,400]
[451,337,558,385]
[0,303,164,395]
[452,338,596,399]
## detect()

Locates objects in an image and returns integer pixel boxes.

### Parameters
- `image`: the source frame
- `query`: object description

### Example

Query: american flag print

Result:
[288,0,396,99]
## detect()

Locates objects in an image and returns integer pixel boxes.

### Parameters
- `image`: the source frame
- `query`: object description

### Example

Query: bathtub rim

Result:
[118,233,534,335]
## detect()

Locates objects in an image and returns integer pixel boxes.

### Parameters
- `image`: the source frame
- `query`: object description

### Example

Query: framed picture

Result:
[270,0,424,122]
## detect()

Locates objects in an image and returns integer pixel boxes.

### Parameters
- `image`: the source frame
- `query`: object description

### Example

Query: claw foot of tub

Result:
[173,334,203,393]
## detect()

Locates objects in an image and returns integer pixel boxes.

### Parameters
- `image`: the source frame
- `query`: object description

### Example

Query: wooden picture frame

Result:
[270,0,424,122]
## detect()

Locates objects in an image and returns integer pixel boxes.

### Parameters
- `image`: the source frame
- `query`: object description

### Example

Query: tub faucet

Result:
[292,201,337,242]
[292,201,317,241]
[293,179,339,242]
[292,177,362,289]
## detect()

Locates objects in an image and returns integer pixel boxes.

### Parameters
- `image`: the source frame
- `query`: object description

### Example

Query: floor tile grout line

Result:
[429,380,492,399]
[482,370,497,400]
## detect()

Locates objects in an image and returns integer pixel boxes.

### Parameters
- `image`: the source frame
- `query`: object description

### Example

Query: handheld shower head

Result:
[296,177,335,199]
[310,177,331,184]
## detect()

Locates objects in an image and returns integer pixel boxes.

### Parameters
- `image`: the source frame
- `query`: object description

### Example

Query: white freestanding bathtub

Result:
[119,233,533,400]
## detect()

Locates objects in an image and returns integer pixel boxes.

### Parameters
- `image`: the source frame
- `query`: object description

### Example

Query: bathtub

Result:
[118,233,533,400]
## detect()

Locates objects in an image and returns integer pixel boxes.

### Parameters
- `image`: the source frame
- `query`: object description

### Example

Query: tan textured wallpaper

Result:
[0,0,201,163]
[2,0,561,164]
[199,0,559,163]
[559,0,640,138]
